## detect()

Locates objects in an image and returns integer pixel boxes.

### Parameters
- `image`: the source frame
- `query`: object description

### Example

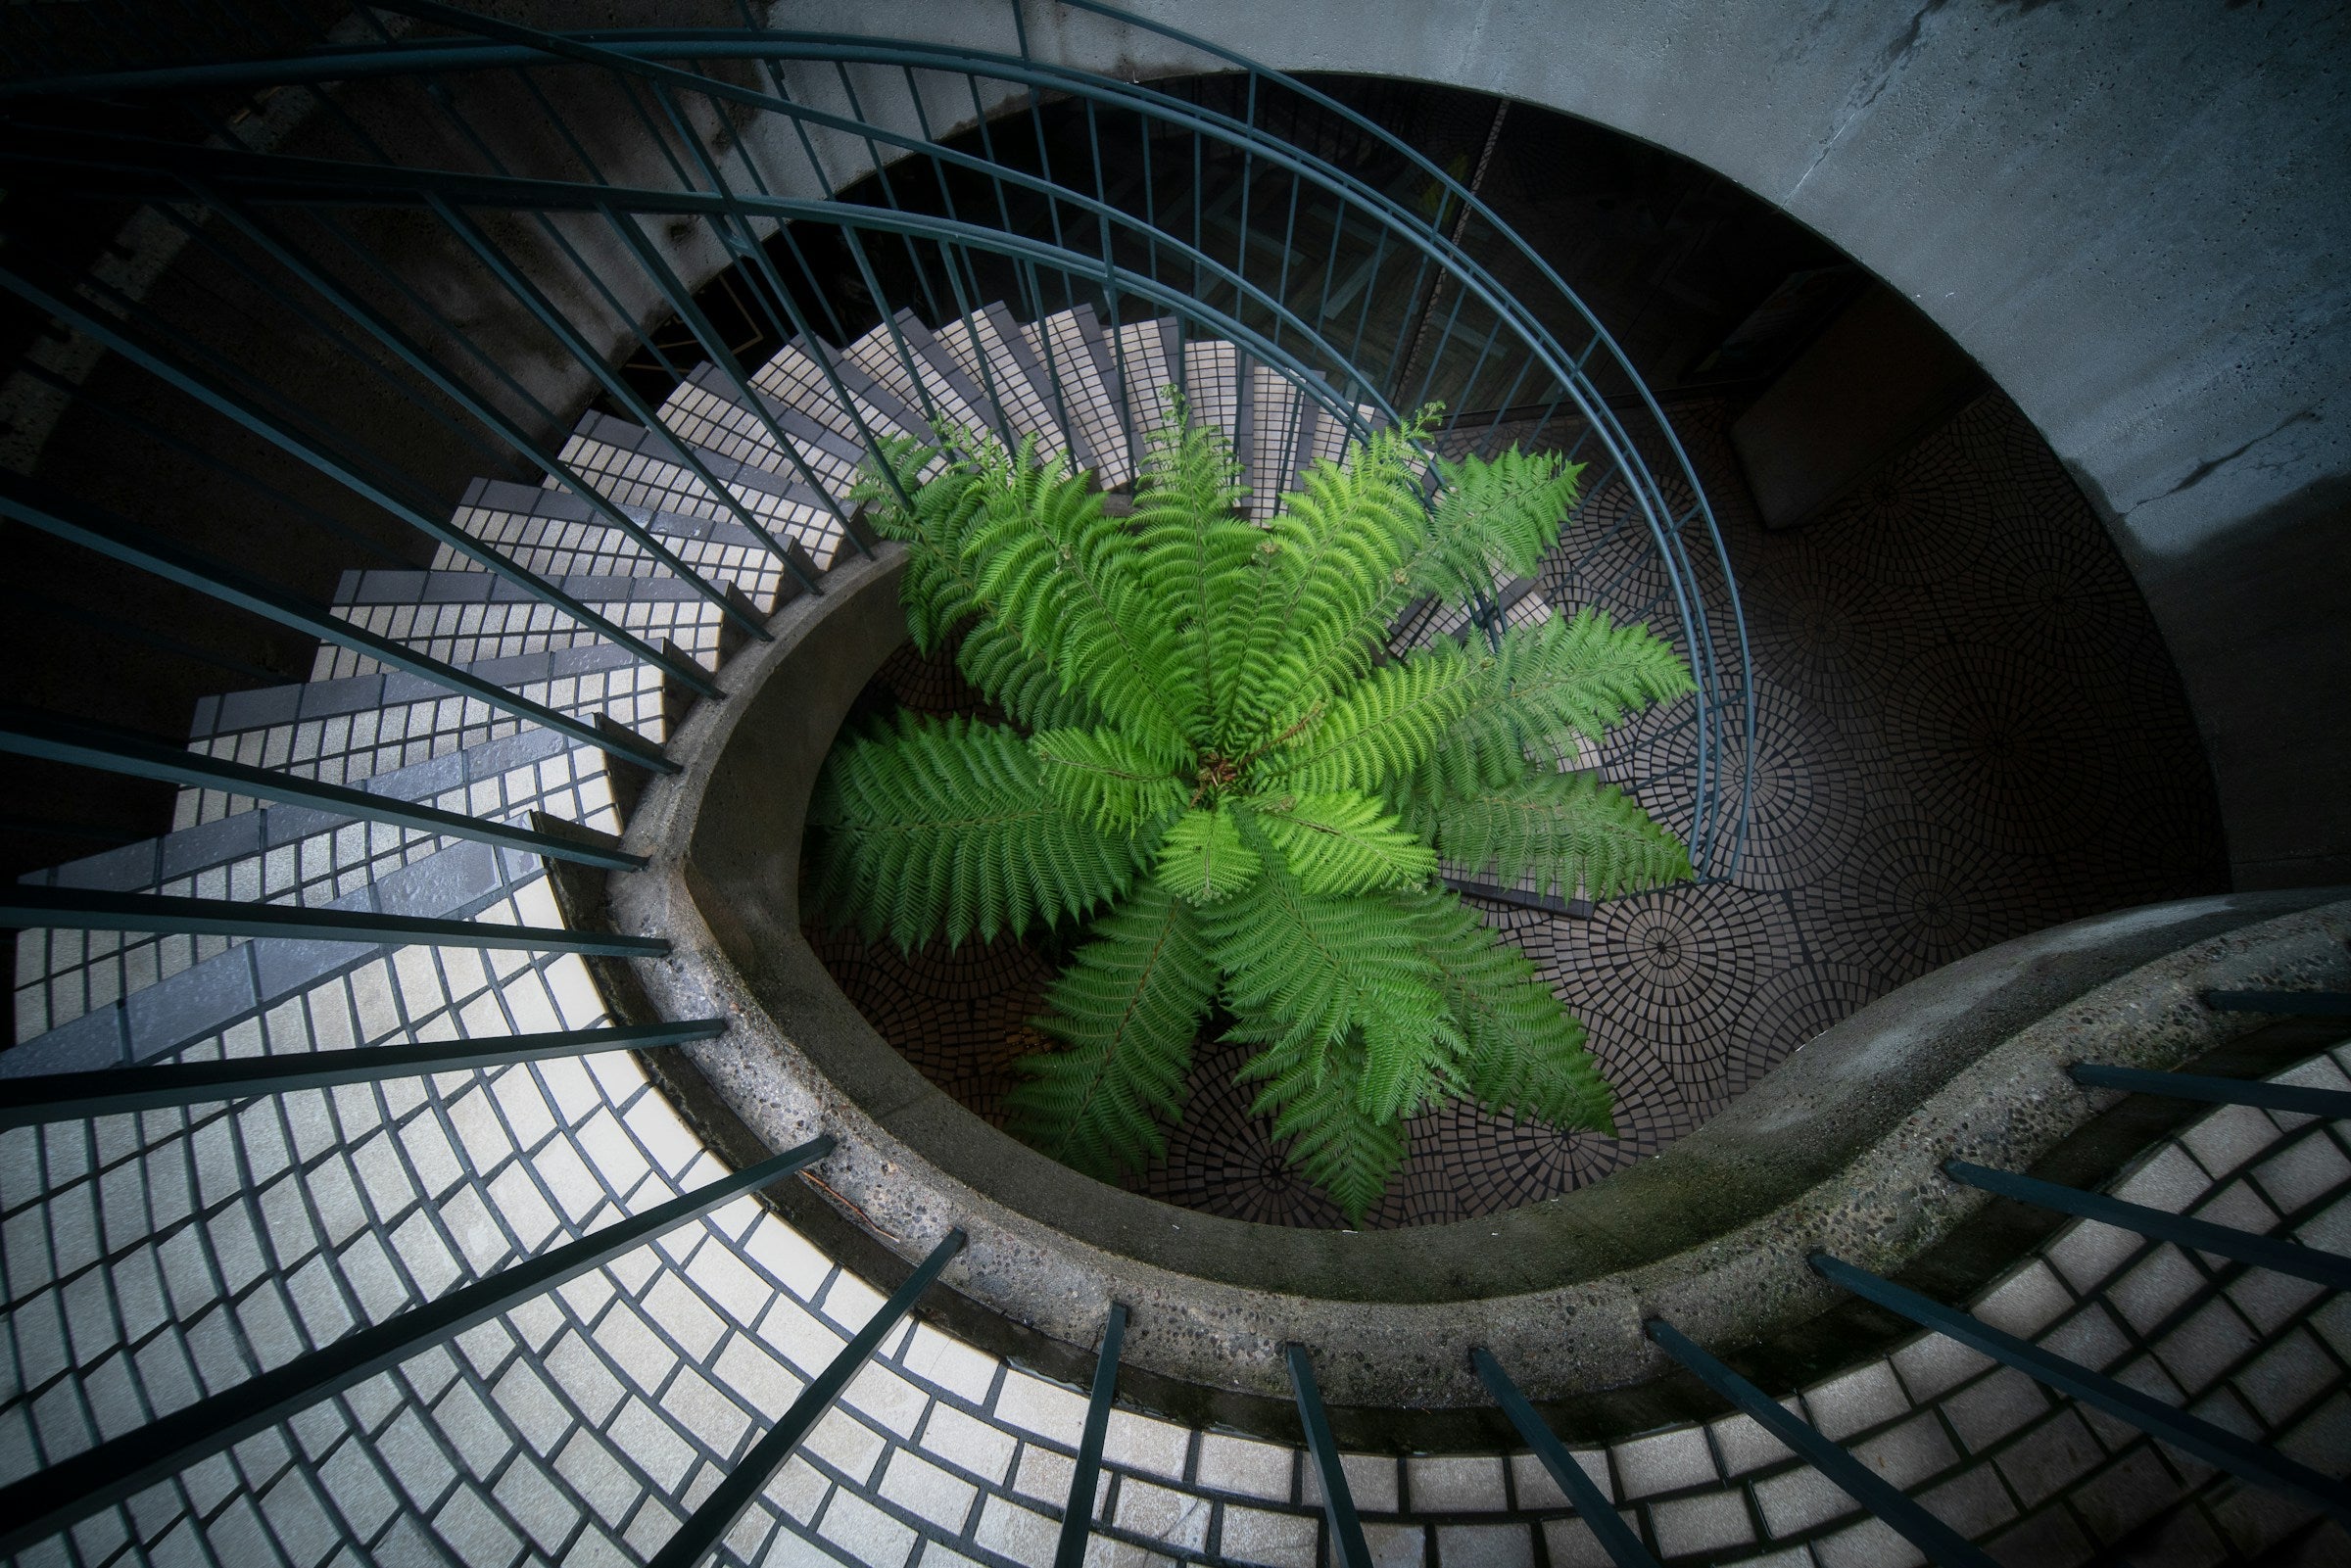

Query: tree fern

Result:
[856,436,1098,731]
[1398,885,1613,1130]
[1421,607,1697,790]
[810,402,1700,1221]
[1003,883,1216,1180]
[956,616,1101,731]
[1397,763,1693,900]
[807,713,1144,948]
[1409,448,1587,608]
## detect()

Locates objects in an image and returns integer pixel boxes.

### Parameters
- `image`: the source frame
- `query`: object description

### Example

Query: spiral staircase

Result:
[1,4,2348,1565]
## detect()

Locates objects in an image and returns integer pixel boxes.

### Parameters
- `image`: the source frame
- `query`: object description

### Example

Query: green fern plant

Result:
[806,399,1696,1221]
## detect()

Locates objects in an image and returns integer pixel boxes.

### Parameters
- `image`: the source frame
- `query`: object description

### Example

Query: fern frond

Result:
[1261,640,1486,793]
[1206,837,1462,1124]
[807,713,1144,948]
[955,617,1102,732]
[1032,726,1186,833]
[1003,884,1215,1180]
[1221,415,1435,751]
[1237,1026,1410,1224]
[854,438,987,654]
[1153,805,1262,905]
[1251,790,1436,896]
[1395,885,1612,1131]
[1424,608,1696,790]
[960,430,1197,752]
[1410,448,1585,608]
[1418,764,1692,899]
[1130,400,1260,743]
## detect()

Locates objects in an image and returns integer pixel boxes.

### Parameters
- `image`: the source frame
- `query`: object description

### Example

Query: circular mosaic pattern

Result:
[812,390,2228,1228]
[1880,639,2126,857]
[1727,960,1886,1095]
[1715,676,1868,891]
[1800,428,2001,589]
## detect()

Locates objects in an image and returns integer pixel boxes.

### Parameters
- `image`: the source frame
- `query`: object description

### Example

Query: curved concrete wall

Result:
[809,0,2351,889]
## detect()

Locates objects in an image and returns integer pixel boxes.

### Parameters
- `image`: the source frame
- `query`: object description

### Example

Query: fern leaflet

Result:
[1238,1025,1413,1223]
[1409,448,1585,608]
[1394,762,1692,899]
[1003,884,1217,1179]
[807,713,1144,948]
[1206,837,1463,1124]
[1397,885,1613,1130]
[1032,726,1187,832]
[1263,640,1487,793]
[1423,608,1696,790]
[960,431,1196,753]
[1130,398,1259,744]
[1253,790,1437,896]
[1153,806,1261,905]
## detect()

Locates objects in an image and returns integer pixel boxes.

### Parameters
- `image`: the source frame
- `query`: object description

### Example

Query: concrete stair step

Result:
[11,726,617,1051]
[930,304,1072,459]
[841,308,996,437]
[652,362,868,499]
[550,412,847,568]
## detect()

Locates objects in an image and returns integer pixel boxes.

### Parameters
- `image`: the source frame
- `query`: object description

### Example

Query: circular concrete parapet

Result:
[607,543,2351,1441]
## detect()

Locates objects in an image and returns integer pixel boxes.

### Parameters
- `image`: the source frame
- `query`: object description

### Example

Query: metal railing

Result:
[0,0,1752,882]
[18,8,2337,1568]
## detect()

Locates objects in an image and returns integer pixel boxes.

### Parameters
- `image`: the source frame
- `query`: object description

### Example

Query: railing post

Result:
[1054,1303,1128,1568]
[1285,1346,1371,1568]
[649,1229,968,1568]
[0,1022,725,1128]
[1471,1348,1656,1568]
[1646,1320,1994,1568]
[1945,1160,2351,1291]
[1813,1254,2351,1528]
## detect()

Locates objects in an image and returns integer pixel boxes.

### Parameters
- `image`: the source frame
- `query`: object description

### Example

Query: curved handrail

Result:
[0,8,1749,876]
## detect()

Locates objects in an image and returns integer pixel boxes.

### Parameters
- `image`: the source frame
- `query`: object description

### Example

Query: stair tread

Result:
[8,832,555,1073]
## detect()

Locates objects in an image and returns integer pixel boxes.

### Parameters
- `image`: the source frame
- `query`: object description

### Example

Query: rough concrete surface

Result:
[609,543,2351,1409]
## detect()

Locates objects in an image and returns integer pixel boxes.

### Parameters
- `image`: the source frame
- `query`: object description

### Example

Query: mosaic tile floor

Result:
[810,390,2229,1228]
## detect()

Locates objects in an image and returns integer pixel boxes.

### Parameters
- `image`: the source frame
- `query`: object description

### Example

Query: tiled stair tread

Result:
[314,607,723,689]
[5,835,546,1075]
[12,729,619,1044]
[25,726,584,898]
[563,407,840,514]
[932,306,1072,453]
[551,420,846,571]
[456,475,826,563]
[334,567,744,607]
[191,641,647,741]
[751,335,932,446]
[663,359,871,466]
[1025,304,1137,485]
[856,307,999,430]
[1115,315,1184,433]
